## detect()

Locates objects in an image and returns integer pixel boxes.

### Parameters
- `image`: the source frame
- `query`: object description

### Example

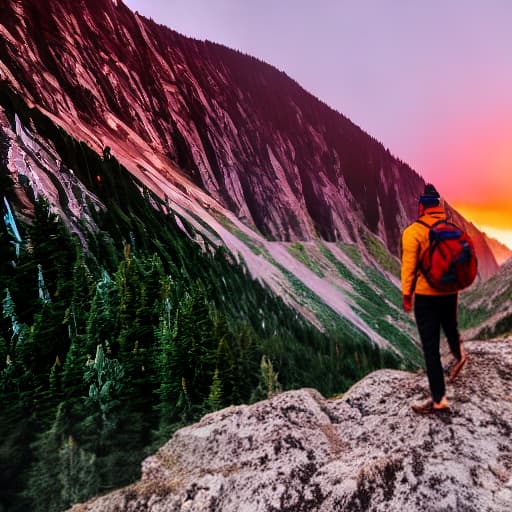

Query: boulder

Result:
[70,339,512,511]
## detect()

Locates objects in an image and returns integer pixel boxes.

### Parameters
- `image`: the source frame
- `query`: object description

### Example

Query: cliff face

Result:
[69,339,512,512]
[461,258,512,340]
[0,0,500,278]
[484,236,512,266]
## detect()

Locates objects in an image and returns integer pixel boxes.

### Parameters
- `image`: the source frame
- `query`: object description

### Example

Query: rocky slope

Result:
[0,0,501,278]
[0,0,505,357]
[1,99,421,355]
[484,236,512,266]
[70,339,512,512]
[461,258,512,340]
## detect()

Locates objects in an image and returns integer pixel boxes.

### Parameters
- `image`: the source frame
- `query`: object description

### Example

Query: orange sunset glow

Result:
[410,111,512,251]
[452,204,512,251]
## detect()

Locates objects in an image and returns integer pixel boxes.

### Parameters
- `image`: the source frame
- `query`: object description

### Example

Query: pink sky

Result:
[123,0,512,248]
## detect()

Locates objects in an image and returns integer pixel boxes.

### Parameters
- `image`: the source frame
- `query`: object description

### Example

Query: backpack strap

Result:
[415,218,446,229]
[414,219,433,265]
[415,219,431,229]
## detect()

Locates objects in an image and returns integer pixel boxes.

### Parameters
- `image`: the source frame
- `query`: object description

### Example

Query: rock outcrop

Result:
[462,259,512,341]
[70,339,512,512]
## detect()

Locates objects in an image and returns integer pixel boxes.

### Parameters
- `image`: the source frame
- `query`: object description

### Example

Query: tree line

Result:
[0,89,400,511]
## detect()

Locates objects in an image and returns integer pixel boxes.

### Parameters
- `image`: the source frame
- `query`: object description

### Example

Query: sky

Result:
[123,0,512,249]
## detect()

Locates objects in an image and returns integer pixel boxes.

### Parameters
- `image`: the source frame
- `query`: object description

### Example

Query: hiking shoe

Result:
[448,353,468,383]
[412,397,450,415]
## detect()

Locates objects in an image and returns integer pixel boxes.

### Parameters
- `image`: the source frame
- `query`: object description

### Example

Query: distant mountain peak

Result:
[483,234,512,265]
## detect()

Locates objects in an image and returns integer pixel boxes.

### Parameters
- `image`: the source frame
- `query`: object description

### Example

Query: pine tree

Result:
[259,355,282,399]
[48,355,62,403]
[58,435,99,508]
[25,404,68,512]
[80,345,124,454]
[206,368,223,412]
[114,252,162,448]
[135,253,165,346]
[67,254,96,337]
[160,283,218,421]
[2,288,29,359]
[61,337,87,401]
[27,198,67,298]
[116,244,140,342]
[20,303,67,391]
[86,271,119,354]
[156,296,183,430]
[213,318,258,407]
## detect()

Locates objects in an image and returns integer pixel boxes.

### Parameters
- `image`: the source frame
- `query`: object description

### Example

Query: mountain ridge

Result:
[484,235,512,266]
[0,0,503,278]
[0,92,413,350]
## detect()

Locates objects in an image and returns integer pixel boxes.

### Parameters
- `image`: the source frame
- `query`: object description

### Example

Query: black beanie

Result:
[419,184,440,206]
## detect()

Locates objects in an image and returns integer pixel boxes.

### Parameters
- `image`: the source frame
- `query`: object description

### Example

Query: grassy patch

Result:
[319,244,354,281]
[338,242,362,265]
[364,266,402,308]
[362,232,401,277]
[214,213,265,255]
[280,262,419,368]
[275,262,364,334]
[319,244,420,365]
[459,304,491,329]
[287,242,325,277]
[184,210,221,239]
[477,314,512,339]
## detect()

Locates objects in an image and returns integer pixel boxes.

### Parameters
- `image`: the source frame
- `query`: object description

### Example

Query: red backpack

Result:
[416,219,478,292]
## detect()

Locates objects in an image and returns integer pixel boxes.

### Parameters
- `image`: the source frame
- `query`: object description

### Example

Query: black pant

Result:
[414,294,461,403]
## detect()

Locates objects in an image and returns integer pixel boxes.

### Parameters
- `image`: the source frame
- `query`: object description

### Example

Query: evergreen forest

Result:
[0,90,400,511]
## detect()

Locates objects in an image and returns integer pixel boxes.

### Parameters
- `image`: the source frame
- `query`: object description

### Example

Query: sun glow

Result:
[453,203,512,250]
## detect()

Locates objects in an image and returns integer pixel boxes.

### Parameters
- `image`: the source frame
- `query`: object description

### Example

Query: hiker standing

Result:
[401,184,471,414]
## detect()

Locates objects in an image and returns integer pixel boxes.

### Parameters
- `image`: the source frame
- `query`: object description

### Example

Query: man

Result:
[401,184,467,414]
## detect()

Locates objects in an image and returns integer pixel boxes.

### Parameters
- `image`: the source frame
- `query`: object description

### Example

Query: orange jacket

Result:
[401,206,456,296]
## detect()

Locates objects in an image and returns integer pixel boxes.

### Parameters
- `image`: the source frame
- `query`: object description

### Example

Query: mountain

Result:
[0,0,499,278]
[460,257,512,339]
[0,1,509,509]
[0,94,420,360]
[484,235,512,266]
[69,339,512,512]
[0,0,501,359]
[1,95,406,511]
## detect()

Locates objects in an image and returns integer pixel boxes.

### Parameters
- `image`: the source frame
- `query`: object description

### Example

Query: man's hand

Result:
[402,294,413,313]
